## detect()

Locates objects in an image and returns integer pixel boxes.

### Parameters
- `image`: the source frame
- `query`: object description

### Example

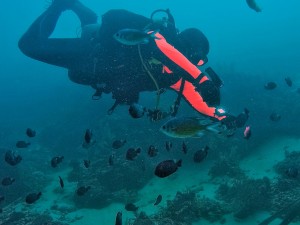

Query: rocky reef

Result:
[68,156,154,209]
[264,150,300,223]
[130,189,228,225]
[274,150,300,181]
[155,190,201,225]
[208,157,245,179]
[0,207,71,225]
[216,176,272,219]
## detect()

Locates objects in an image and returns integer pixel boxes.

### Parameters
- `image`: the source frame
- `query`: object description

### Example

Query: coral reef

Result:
[0,197,82,225]
[156,190,201,224]
[208,157,245,179]
[258,195,300,225]
[132,211,155,225]
[266,178,300,223]
[69,156,154,209]
[270,150,300,222]
[0,160,50,208]
[197,196,229,223]
[216,176,272,219]
[128,189,228,225]
[0,210,69,225]
[256,151,300,224]
[130,189,229,225]
[274,150,300,181]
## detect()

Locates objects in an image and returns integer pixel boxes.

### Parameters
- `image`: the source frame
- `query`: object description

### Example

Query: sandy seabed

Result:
[7,135,300,225]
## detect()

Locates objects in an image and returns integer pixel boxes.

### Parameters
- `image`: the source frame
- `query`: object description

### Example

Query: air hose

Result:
[137,44,160,110]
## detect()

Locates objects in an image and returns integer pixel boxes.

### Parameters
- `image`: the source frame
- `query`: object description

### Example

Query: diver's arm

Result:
[154,33,225,120]
[19,37,89,68]
[170,79,225,120]
[154,33,202,80]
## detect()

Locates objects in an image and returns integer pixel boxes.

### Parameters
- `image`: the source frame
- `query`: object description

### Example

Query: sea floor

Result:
[5,135,300,225]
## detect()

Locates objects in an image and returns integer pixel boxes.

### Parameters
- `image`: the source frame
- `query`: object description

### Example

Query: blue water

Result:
[1,0,300,224]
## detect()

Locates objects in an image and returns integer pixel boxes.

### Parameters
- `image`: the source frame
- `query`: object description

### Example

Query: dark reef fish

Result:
[82,129,96,149]
[112,139,126,149]
[25,192,42,204]
[76,186,91,196]
[4,150,22,166]
[83,159,91,168]
[51,156,64,168]
[269,113,281,122]
[155,159,182,178]
[129,103,146,119]
[1,177,15,186]
[125,203,138,212]
[126,147,141,160]
[109,154,115,166]
[84,129,93,144]
[165,141,172,151]
[193,146,209,163]
[154,194,162,206]
[235,108,250,128]
[285,77,293,87]
[115,211,122,225]
[246,0,262,12]
[264,81,277,90]
[16,141,30,148]
[26,128,36,137]
[58,176,64,189]
[148,145,158,157]
[182,141,188,154]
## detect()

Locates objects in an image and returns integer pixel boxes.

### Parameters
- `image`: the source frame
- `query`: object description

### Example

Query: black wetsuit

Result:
[19,1,247,126]
[18,1,179,107]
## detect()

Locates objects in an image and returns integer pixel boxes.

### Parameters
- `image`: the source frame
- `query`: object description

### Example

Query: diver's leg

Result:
[19,2,65,44]
[18,0,93,68]
[71,1,98,26]
[50,0,98,26]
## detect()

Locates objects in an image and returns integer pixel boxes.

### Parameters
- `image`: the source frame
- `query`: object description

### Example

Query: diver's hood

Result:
[177,28,209,65]
[81,24,101,41]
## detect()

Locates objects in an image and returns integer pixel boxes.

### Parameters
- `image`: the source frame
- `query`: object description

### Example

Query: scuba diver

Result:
[18,0,248,129]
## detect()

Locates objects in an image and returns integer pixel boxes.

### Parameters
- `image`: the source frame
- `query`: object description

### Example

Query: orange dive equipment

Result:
[154,32,225,120]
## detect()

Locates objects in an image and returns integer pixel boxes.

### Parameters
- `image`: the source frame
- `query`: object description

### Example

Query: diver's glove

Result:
[221,115,238,130]
[215,108,227,117]
[220,108,250,130]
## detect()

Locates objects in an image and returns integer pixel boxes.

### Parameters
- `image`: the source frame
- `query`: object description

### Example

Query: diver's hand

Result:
[221,108,250,129]
[220,114,238,130]
[215,108,227,117]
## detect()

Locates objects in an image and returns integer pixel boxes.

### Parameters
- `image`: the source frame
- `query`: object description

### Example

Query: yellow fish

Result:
[160,116,222,138]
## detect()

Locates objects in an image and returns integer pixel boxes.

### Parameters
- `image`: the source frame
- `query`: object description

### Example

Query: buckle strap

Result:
[194,72,205,84]
[171,79,185,117]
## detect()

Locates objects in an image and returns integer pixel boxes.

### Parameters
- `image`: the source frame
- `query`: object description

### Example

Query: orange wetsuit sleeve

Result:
[154,33,201,79]
[154,33,225,120]
[171,79,226,120]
